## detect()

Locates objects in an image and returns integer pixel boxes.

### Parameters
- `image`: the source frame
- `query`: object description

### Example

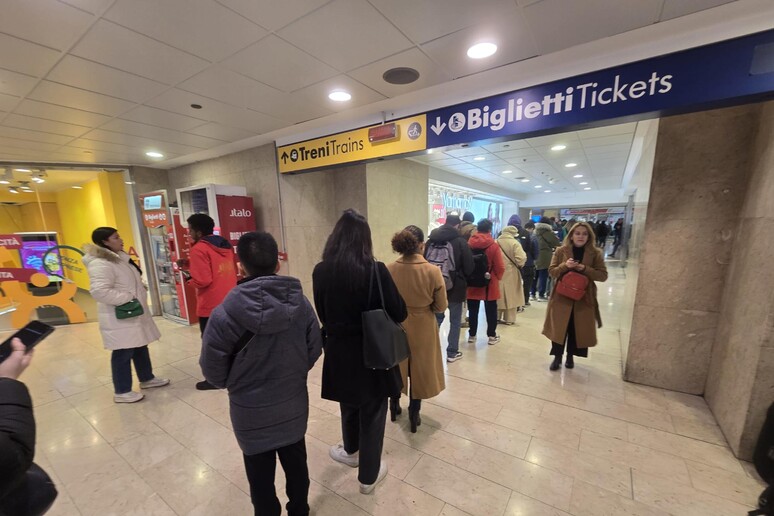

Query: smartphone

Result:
[0,321,55,363]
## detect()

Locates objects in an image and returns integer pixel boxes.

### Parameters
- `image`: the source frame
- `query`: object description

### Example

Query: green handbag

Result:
[115,299,144,319]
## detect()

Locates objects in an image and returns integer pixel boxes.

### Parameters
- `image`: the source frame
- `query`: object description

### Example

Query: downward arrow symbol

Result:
[430,117,446,135]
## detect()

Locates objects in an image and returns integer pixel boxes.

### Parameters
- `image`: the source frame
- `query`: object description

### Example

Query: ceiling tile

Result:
[524,0,662,55]
[80,128,205,155]
[660,0,735,21]
[495,148,541,159]
[581,134,634,146]
[481,140,530,152]
[0,126,72,145]
[71,20,210,85]
[526,132,582,147]
[186,122,256,142]
[2,114,91,138]
[347,48,451,98]
[369,0,516,44]
[59,0,115,15]
[0,0,95,51]
[291,75,386,114]
[104,0,267,62]
[47,56,169,103]
[0,139,61,152]
[0,33,62,77]
[444,147,487,158]
[0,69,37,97]
[27,81,136,117]
[278,0,414,71]
[119,105,207,131]
[69,137,142,154]
[146,88,287,133]
[420,9,538,79]
[215,0,331,31]
[100,119,227,148]
[222,35,338,93]
[14,99,113,127]
[0,93,20,112]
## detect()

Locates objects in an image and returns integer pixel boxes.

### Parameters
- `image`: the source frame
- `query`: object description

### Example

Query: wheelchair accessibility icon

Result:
[407,122,422,140]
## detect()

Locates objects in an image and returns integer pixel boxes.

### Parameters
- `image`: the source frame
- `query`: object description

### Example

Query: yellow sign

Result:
[277,115,427,173]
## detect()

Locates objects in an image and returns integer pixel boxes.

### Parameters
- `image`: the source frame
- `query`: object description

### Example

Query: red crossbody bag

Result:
[556,270,589,301]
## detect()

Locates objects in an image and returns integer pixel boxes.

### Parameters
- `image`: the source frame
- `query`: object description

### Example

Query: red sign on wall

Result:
[0,268,36,281]
[216,195,257,247]
[0,235,23,249]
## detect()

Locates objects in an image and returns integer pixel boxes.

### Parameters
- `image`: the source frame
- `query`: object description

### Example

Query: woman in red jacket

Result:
[466,219,506,345]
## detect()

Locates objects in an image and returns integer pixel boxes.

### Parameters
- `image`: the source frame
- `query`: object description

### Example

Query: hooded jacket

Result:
[200,274,322,455]
[466,232,505,301]
[458,221,476,242]
[188,235,237,317]
[534,223,561,270]
[83,244,161,350]
[426,224,474,303]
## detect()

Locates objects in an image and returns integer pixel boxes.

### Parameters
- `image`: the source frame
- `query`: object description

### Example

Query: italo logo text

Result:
[230,208,252,217]
[431,71,673,135]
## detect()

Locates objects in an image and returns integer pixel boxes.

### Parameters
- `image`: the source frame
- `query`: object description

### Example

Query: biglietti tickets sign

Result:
[275,29,774,173]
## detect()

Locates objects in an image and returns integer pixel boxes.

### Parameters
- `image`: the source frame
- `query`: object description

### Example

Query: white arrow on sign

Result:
[430,116,446,135]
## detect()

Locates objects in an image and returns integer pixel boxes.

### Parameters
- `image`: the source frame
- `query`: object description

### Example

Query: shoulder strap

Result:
[369,260,386,309]
[498,242,519,268]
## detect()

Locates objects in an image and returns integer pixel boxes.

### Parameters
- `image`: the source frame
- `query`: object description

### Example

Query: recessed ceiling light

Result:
[0,180,9,185]
[551,145,566,151]
[467,42,497,59]
[8,187,18,194]
[521,179,530,183]
[579,182,588,185]
[125,181,135,185]
[573,174,584,178]
[544,190,552,193]
[146,151,164,158]
[534,185,542,189]
[328,91,351,102]
[71,186,83,189]
[502,170,513,174]
[584,187,592,190]
[473,156,485,161]
[565,163,578,168]
[14,168,30,173]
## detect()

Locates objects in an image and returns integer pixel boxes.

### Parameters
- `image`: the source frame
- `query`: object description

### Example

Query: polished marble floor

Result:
[8,265,766,515]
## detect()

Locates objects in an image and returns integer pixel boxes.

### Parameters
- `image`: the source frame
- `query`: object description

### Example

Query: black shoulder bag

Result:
[361,261,410,370]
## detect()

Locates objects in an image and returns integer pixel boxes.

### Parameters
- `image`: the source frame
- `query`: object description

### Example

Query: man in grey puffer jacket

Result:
[201,232,322,516]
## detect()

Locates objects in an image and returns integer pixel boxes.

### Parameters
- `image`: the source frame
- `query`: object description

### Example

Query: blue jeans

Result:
[532,269,549,297]
[435,301,463,357]
[111,346,154,394]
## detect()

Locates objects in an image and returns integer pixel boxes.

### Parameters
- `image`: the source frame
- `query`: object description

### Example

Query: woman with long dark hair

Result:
[542,222,608,370]
[386,226,447,433]
[83,227,169,403]
[312,209,407,495]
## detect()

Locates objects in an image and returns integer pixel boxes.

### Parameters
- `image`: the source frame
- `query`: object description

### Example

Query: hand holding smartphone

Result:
[0,321,55,364]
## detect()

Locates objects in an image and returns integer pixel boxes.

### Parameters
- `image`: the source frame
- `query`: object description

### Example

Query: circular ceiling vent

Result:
[383,67,420,85]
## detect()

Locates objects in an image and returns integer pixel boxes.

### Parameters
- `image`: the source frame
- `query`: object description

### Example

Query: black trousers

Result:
[340,397,388,484]
[198,316,209,335]
[551,311,588,358]
[243,438,310,516]
[467,299,498,337]
[521,266,535,304]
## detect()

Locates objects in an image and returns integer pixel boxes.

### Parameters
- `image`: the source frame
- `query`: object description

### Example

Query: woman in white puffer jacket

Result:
[83,227,169,403]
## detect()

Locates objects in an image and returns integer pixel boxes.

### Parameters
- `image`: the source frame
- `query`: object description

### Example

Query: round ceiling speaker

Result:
[382,67,420,85]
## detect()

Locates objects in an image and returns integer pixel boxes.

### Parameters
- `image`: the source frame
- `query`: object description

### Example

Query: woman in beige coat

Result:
[542,222,608,371]
[83,227,168,403]
[386,225,448,433]
[496,225,527,325]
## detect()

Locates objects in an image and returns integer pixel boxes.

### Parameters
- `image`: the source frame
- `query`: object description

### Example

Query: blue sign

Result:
[426,30,774,148]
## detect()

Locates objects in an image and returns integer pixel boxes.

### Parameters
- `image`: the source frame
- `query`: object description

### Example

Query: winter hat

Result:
[507,214,522,227]
[462,211,475,222]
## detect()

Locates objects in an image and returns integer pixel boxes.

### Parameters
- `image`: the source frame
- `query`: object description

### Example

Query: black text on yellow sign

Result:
[277,115,427,173]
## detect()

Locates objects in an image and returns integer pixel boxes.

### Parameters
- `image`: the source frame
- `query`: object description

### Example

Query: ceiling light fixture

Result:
[579,181,588,185]
[71,186,83,189]
[125,181,135,185]
[467,42,497,59]
[8,187,18,194]
[0,180,9,185]
[146,151,164,158]
[534,185,542,189]
[502,170,513,174]
[544,190,552,193]
[14,168,31,173]
[190,103,203,109]
[565,163,578,168]
[473,156,485,161]
[584,187,592,190]
[328,91,351,102]
[551,145,566,151]
[573,174,584,178]
[382,67,420,85]
[521,179,530,183]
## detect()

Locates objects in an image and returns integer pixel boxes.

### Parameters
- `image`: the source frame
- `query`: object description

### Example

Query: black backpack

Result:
[467,246,491,288]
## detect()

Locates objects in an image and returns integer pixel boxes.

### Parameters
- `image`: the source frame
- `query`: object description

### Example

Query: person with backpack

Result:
[521,221,539,307]
[533,217,561,301]
[425,213,474,363]
[466,219,506,345]
[497,219,527,325]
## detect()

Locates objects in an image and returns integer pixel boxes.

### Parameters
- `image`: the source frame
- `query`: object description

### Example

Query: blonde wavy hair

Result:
[562,221,597,248]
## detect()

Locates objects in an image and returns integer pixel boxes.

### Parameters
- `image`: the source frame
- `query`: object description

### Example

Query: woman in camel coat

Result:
[386,225,448,433]
[542,222,608,371]
[496,225,527,324]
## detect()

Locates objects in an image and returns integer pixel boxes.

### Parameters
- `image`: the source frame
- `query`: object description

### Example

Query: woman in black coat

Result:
[312,209,407,495]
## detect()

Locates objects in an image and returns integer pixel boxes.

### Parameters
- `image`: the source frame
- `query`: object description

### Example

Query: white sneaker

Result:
[139,377,170,389]
[447,352,463,363]
[114,391,144,403]
[488,335,500,345]
[359,462,388,494]
[329,444,358,467]
[467,335,476,344]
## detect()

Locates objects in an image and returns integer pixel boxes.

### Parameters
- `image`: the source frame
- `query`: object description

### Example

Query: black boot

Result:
[565,355,575,369]
[408,399,422,433]
[550,355,562,371]
[389,397,402,422]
